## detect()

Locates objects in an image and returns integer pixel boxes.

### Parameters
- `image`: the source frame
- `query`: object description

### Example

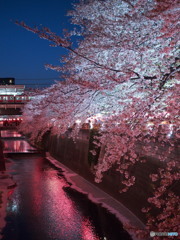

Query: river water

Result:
[0,130,132,240]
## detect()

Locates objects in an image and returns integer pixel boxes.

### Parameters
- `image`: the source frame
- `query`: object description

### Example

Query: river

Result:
[0,130,132,240]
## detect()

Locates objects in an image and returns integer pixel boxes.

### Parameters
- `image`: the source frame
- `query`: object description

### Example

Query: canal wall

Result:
[42,129,179,224]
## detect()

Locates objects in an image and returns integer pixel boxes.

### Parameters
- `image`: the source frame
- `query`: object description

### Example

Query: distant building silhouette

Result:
[0,78,15,85]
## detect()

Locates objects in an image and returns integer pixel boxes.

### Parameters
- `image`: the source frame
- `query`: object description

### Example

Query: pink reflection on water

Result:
[30,158,43,218]
[81,218,99,240]
[1,130,22,137]
[3,140,36,153]
[36,171,100,239]
[43,171,78,238]
[3,156,103,240]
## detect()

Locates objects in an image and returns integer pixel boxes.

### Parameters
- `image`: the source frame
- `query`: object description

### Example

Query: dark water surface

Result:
[1,132,132,240]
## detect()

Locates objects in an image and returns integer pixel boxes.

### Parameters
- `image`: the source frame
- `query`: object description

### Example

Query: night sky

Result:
[0,0,78,87]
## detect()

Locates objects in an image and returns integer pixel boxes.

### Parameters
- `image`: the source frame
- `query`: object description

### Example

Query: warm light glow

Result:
[76,119,81,124]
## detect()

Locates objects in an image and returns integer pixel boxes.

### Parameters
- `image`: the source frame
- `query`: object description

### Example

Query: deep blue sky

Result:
[0,0,78,87]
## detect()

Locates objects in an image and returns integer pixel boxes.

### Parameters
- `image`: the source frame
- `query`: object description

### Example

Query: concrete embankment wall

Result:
[43,129,179,223]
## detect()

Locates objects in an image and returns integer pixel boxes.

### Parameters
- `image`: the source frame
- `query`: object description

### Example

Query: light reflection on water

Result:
[0,130,22,138]
[2,156,132,240]
[3,140,36,153]
[1,130,36,153]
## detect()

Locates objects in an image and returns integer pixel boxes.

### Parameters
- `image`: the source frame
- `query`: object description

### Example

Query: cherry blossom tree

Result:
[17,0,180,239]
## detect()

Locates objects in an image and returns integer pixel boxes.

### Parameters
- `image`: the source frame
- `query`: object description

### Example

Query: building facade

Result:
[0,78,30,126]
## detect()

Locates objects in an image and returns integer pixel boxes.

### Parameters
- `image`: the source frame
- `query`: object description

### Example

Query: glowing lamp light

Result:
[147,121,154,126]
[161,121,168,125]
[76,119,81,124]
